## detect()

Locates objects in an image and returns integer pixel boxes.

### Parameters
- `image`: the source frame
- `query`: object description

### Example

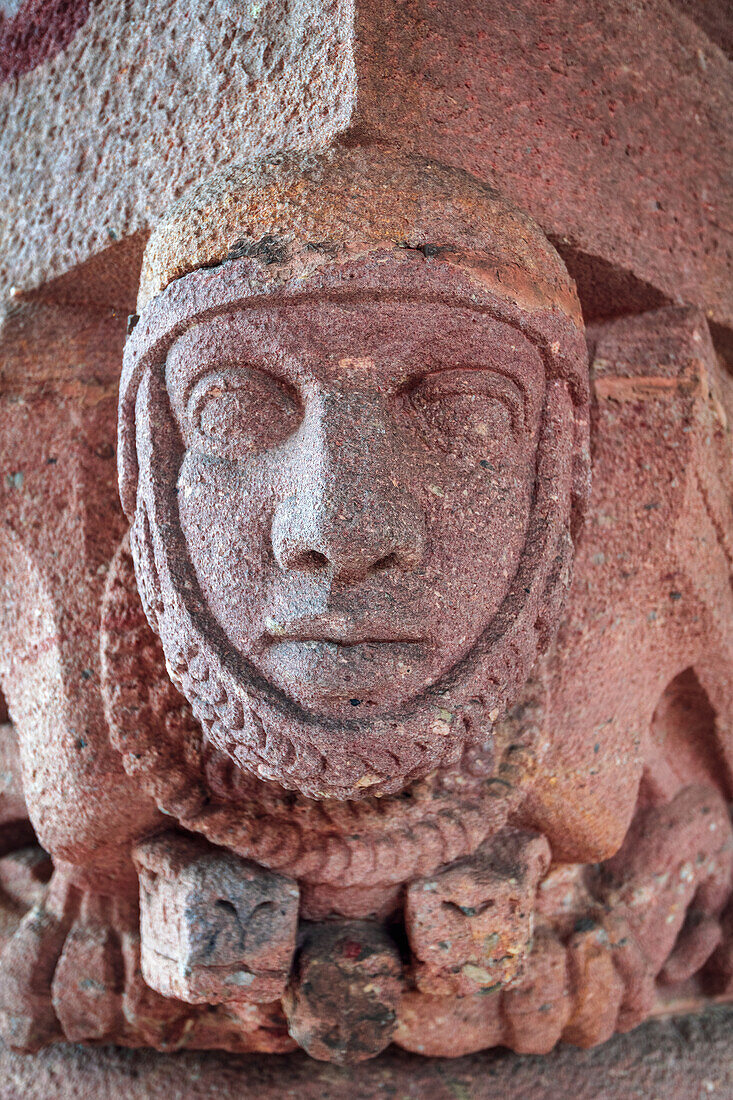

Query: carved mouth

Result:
[263,615,425,647]
[259,616,428,708]
[261,637,428,708]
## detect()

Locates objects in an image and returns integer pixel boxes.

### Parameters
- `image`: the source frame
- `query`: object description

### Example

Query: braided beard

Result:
[133,505,478,801]
[129,365,575,802]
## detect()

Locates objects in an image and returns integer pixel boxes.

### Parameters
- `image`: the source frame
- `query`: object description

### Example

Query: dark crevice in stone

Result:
[0,0,91,85]
[551,239,672,325]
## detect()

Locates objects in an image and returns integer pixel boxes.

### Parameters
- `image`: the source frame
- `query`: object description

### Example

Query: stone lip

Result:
[1,1007,733,1099]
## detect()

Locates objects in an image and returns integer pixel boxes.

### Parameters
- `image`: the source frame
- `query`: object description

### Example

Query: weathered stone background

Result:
[1,0,731,338]
[0,0,730,343]
[355,0,733,333]
[0,0,731,1093]
[0,0,356,308]
[2,1007,733,1099]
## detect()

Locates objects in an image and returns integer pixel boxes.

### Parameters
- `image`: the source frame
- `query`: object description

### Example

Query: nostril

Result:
[371,552,400,573]
[295,549,330,572]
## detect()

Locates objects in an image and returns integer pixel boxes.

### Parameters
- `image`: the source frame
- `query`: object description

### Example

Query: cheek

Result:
[177,453,272,618]
[417,443,536,604]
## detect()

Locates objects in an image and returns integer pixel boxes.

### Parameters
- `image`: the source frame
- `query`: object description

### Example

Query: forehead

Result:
[166,298,545,390]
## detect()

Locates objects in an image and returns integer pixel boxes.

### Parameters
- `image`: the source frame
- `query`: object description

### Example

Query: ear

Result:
[130,501,164,635]
[117,399,139,521]
[117,345,145,521]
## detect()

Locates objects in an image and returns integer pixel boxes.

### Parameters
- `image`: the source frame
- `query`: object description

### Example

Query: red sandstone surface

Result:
[0,0,89,83]
[0,0,731,1090]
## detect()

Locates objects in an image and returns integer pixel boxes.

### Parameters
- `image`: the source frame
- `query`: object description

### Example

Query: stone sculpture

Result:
[0,144,731,1064]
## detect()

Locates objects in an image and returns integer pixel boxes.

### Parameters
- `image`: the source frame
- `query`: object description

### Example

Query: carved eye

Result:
[407,369,526,455]
[186,368,301,459]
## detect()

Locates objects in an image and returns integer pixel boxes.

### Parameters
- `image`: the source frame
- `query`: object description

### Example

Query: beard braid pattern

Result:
[102,531,553,888]
[126,361,576,804]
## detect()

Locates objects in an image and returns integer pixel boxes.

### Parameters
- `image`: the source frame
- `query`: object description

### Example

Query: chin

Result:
[162,631,470,801]
[257,663,434,718]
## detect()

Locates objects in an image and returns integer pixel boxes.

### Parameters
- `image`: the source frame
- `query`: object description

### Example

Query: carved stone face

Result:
[164,297,545,718]
[124,246,587,800]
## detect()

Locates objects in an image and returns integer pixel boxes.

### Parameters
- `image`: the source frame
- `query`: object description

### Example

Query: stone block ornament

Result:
[405,831,551,996]
[134,832,300,1005]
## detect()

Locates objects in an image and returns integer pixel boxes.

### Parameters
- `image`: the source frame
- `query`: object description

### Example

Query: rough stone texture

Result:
[355,0,733,333]
[0,142,731,1062]
[2,0,731,339]
[674,0,733,58]
[394,779,733,1056]
[0,0,90,82]
[0,0,356,304]
[0,298,158,887]
[1,1007,733,1098]
[405,830,551,997]
[523,305,733,866]
[1,1,732,1078]
[134,142,585,315]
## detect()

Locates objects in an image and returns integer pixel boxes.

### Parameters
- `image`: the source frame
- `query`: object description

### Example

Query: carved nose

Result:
[270,392,426,582]
[272,492,426,581]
